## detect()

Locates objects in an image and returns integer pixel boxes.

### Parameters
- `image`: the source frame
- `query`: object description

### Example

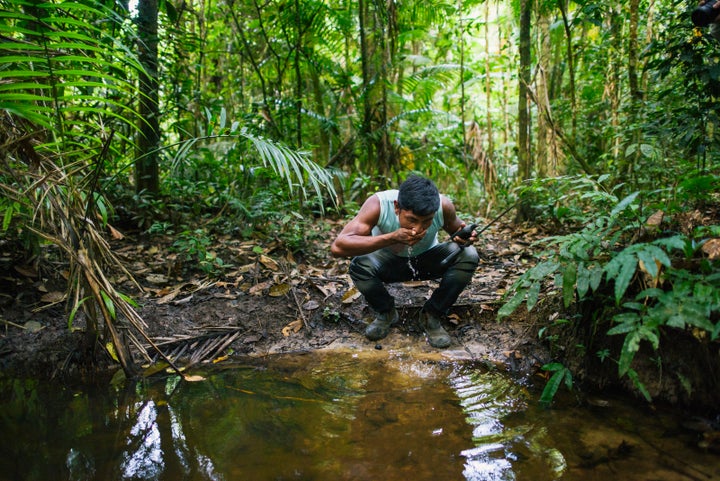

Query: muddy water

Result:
[0,350,717,481]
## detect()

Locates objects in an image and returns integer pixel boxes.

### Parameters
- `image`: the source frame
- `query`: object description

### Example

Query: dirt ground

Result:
[0,221,553,382]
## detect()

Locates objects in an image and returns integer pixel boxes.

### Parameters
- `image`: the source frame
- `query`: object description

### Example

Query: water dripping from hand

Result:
[407,246,418,279]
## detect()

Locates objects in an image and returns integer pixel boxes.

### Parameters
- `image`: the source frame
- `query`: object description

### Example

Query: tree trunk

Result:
[623,0,642,178]
[558,0,577,138]
[459,0,468,166]
[516,0,532,221]
[358,0,375,164]
[536,10,557,177]
[484,0,494,160]
[136,0,160,195]
[358,0,393,177]
[518,0,532,180]
[294,0,303,148]
[607,7,622,164]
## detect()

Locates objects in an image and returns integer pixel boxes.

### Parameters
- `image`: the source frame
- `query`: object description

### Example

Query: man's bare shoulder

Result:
[356,193,381,221]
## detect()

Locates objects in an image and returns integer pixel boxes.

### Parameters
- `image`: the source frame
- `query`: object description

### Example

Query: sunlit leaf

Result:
[341,287,361,304]
[281,319,303,336]
[105,342,119,362]
[259,254,280,271]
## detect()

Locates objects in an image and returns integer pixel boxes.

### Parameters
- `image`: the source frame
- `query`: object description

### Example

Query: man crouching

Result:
[330,175,479,348]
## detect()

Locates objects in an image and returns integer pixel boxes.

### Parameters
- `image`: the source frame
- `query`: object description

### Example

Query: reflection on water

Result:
[0,350,717,481]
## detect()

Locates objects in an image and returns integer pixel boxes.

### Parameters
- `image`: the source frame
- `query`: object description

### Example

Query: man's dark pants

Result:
[348,242,479,316]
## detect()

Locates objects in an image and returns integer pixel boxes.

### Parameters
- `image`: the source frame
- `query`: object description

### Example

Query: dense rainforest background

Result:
[1,0,719,407]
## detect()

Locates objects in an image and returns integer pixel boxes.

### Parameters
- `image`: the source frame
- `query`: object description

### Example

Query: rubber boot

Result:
[419,309,451,348]
[365,307,398,341]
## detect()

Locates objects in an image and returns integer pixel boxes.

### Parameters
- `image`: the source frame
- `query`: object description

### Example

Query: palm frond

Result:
[0,0,153,376]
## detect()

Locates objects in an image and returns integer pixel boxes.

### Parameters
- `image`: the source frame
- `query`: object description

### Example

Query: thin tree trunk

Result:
[294,0,303,148]
[358,0,393,176]
[501,22,511,176]
[517,0,532,221]
[557,0,577,138]
[607,8,622,164]
[518,0,532,180]
[136,0,160,195]
[459,0,468,166]
[624,0,642,178]
[484,0,494,159]
[536,10,553,177]
[358,0,375,163]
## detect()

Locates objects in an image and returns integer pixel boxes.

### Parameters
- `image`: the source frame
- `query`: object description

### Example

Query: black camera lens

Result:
[692,2,718,27]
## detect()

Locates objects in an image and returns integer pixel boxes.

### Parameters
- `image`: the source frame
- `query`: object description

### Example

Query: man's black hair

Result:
[397,175,440,216]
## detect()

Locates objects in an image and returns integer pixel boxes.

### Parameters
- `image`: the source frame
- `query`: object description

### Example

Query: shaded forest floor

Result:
[0,219,551,381]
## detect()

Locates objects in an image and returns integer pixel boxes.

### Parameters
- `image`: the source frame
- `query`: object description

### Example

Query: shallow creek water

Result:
[0,349,717,481]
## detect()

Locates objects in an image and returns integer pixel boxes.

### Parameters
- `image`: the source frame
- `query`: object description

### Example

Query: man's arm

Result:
[441,196,478,245]
[330,195,394,258]
[331,194,430,257]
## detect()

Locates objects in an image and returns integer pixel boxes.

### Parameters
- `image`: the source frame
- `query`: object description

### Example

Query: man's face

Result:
[395,203,435,234]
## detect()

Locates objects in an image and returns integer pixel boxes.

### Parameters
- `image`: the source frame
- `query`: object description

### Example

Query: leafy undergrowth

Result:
[499,191,720,410]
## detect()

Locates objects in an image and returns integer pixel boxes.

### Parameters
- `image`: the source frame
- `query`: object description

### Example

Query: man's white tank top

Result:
[371,189,444,257]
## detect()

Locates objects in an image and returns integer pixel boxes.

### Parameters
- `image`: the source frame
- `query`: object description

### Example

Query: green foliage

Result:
[514,174,620,229]
[539,363,573,406]
[608,263,720,377]
[172,229,231,276]
[500,175,720,402]
[0,0,142,140]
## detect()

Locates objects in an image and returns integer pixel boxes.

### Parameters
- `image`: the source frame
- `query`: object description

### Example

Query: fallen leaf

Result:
[447,313,461,325]
[249,280,273,295]
[40,291,64,303]
[237,263,255,274]
[638,258,663,288]
[108,224,124,240]
[141,362,170,377]
[281,319,303,336]
[303,300,320,310]
[269,282,291,297]
[692,328,707,341]
[341,287,361,304]
[645,210,664,228]
[172,295,194,305]
[157,290,181,304]
[502,350,522,359]
[212,292,238,299]
[702,238,720,260]
[285,251,297,264]
[24,320,43,332]
[183,374,206,382]
[259,254,279,271]
[14,265,37,278]
[106,341,119,362]
[146,273,169,285]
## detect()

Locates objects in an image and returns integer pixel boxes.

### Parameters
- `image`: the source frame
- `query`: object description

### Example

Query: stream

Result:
[0,349,717,480]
